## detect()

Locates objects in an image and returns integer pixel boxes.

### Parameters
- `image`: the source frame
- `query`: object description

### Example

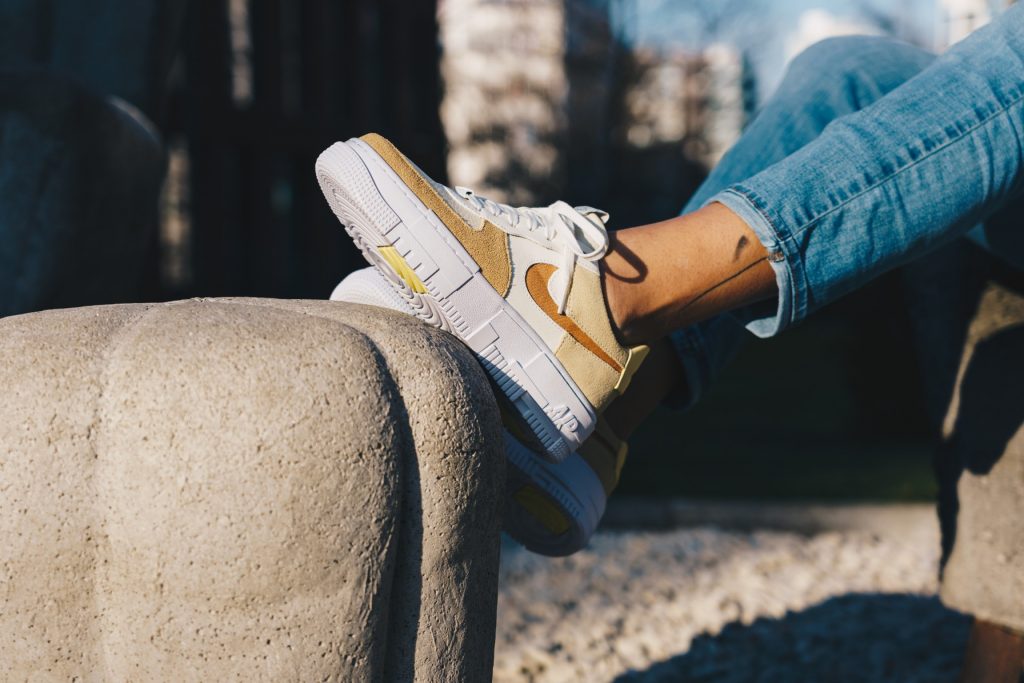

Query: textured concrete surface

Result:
[494,511,968,682]
[938,283,1024,631]
[0,298,503,681]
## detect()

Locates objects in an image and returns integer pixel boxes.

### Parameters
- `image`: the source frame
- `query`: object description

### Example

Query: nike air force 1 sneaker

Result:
[316,133,648,462]
[331,267,628,556]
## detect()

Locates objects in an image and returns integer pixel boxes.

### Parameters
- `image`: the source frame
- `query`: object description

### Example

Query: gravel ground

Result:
[494,509,970,682]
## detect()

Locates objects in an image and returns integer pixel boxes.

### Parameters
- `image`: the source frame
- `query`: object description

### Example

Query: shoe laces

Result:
[455,187,610,313]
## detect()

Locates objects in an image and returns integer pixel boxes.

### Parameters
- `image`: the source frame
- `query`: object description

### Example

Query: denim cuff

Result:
[706,187,807,338]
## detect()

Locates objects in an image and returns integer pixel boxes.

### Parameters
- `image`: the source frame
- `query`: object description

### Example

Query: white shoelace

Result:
[455,187,610,313]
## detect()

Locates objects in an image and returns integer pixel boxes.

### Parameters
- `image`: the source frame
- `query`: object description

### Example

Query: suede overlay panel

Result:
[361,133,512,296]
[526,263,621,372]
[554,334,619,412]
[564,267,629,368]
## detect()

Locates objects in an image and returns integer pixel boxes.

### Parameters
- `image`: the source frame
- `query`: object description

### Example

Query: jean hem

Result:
[707,188,806,337]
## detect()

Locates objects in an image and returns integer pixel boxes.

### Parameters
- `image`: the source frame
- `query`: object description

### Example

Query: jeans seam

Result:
[784,90,1024,241]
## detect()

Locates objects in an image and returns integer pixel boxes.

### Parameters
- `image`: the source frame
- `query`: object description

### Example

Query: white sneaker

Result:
[316,133,648,462]
[331,267,629,556]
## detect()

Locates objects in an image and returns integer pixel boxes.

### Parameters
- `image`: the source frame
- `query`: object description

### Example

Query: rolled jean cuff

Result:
[707,187,807,338]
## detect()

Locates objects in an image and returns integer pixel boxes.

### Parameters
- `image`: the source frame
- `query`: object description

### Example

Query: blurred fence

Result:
[156,0,446,301]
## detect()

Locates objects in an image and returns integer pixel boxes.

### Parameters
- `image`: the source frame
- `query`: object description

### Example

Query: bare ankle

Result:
[601,266,644,345]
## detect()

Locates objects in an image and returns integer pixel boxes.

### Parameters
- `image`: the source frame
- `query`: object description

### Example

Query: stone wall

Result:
[0,299,504,681]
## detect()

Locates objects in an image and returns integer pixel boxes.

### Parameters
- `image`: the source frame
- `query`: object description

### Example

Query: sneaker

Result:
[331,267,629,556]
[316,133,648,462]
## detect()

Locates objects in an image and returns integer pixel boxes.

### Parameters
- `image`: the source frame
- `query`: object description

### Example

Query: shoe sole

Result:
[502,431,605,556]
[316,138,595,461]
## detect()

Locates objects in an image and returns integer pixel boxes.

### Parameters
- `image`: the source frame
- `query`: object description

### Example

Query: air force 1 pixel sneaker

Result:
[316,134,647,462]
[330,267,629,556]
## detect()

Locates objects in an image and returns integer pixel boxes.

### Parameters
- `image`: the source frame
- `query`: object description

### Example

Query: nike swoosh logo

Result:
[525,263,622,372]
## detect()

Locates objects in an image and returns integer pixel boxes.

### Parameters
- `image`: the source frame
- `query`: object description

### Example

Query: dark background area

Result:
[162,0,449,301]
[0,0,945,501]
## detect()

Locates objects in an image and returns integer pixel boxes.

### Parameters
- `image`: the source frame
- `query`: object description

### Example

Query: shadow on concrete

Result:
[614,593,970,683]
[946,323,1024,477]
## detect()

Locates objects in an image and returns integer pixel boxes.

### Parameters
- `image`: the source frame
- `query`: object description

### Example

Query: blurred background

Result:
[0,0,1012,502]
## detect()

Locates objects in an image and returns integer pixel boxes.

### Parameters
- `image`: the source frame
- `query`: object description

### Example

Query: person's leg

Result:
[959,620,1024,682]
[604,36,937,434]
[601,6,1024,351]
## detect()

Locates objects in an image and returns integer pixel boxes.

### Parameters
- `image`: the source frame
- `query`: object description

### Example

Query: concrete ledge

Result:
[0,298,504,681]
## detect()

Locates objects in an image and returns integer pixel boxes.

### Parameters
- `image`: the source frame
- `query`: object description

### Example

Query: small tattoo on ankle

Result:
[732,236,750,262]
[678,258,765,315]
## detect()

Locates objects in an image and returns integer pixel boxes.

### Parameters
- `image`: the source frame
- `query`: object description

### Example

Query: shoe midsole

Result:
[504,433,606,540]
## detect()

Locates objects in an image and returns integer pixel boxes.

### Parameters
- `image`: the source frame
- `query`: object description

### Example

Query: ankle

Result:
[600,233,655,346]
[959,620,1024,682]
[601,267,644,346]
[599,206,777,347]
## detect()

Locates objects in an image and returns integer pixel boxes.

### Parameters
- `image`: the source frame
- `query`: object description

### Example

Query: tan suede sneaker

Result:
[316,133,646,461]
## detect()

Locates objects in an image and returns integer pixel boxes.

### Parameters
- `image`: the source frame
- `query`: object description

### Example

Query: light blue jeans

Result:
[671,6,1024,408]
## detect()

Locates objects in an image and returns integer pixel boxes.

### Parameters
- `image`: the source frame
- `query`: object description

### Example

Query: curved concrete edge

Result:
[0,298,504,681]
[215,298,506,681]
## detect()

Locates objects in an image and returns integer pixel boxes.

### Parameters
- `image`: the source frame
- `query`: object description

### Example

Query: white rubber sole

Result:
[331,267,606,555]
[316,138,597,462]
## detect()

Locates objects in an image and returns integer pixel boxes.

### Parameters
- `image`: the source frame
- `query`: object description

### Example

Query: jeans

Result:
[670,6,1024,408]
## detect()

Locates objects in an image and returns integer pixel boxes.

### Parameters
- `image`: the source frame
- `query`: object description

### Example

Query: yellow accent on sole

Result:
[377,246,427,294]
[512,484,572,535]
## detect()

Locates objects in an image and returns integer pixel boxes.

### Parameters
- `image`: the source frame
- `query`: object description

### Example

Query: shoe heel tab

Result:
[612,345,650,396]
